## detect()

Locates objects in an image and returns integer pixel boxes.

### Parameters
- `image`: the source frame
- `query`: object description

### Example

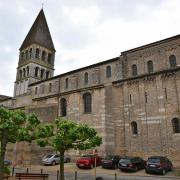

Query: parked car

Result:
[101,155,121,169]
[76,154,102,169]
[42,154,71,165]
[118,157,145,172]
[145,156,173,175]
[4,160,11,166]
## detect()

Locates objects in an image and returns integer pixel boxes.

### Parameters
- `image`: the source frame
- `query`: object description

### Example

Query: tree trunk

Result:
[0,129,8,180]
[59,149,65,180]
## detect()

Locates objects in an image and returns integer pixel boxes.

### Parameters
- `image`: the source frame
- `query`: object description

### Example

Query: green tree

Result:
[0,107,40,180]
[36,118,102,180]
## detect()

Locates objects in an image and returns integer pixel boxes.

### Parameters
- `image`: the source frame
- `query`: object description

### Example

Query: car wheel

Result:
[51,161,56,166]
[169,166,173,171]
[161,169,166,175]
[145,169,149,174]
[134,166,138,172]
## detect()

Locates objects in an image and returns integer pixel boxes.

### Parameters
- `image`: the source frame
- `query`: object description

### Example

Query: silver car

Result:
[42,154,70,165]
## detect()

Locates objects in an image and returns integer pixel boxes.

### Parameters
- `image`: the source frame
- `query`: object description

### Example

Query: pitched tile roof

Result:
[20,9,55,51]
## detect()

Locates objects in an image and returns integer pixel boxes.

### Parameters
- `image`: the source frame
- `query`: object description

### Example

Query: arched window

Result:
[65,78,68,89]
[40,69,44,79]
[42,51,46,61]
[48,53,52,64]
[35,67,39,77]
[49,83,52,93]
[172,118,180,133]
[19,70,22,79]
[83,93,92,113]
[169,55,177,68]
[21,52,24,61]
[147,60,154,73]
[35,48,40,59]
[26,66,29,76]
[60,98,67,116]
[23,68,26,78]
[106,66,111,78]
[29,48,32,59]
[41,84,45,94]
[84,72,89,84]
[46,71,50,79]
[131,121,138,135]
[25,50,28,60]
[35,87,38,95]
[132,64,138,76]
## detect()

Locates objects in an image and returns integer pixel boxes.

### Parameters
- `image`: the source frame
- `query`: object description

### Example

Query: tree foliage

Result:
[0,107,40,180]
[36,118,102,180]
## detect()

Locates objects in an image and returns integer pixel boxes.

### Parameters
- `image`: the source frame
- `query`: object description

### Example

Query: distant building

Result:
[1,9,180,164]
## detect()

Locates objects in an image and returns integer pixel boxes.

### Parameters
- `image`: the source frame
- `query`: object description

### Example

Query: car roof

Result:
[148,156,165,159]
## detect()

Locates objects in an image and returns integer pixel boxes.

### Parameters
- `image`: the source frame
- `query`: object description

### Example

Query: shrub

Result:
[3,166,11,175]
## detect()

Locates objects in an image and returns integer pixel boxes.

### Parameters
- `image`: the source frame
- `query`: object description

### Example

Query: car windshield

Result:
[120,159,130,163]
[148,158,160,163]
[44,155,53,158]
[104,155,113,160]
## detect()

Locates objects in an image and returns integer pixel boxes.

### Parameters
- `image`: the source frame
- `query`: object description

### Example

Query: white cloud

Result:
[1,0,180,96]
[62,6,101,26]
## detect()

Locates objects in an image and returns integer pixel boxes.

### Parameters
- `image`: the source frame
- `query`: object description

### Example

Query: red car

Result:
[76,155,102,169]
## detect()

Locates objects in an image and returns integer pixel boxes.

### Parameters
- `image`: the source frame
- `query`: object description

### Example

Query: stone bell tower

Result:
[14,8,55,97]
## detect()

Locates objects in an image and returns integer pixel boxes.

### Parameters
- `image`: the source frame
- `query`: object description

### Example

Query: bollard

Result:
[75,171,77,180]
[115,173,117,180]
[26,168,29,174]
[41,169,43,174]
[57,170,59,180]
[12,167,15,176]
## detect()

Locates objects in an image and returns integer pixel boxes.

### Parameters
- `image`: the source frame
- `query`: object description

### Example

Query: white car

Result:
[42,154,71,165]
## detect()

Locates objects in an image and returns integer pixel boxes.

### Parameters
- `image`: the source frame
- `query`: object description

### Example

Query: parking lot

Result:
[12,162,180,180]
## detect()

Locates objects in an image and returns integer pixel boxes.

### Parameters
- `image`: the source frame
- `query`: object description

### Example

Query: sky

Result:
[1,0,180,96]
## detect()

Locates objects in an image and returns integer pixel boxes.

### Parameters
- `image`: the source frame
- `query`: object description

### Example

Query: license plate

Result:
[121,163,127,167]
[150,164,155,167]
[79,164,84,167]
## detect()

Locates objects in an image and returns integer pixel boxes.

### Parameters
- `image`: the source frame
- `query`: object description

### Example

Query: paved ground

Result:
[12,163,180,180]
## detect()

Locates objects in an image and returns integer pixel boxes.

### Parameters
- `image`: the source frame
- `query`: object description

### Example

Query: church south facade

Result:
[1,9,180,164]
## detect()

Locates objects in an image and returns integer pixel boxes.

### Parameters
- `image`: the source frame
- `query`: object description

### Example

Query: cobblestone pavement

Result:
[12,163,180,180]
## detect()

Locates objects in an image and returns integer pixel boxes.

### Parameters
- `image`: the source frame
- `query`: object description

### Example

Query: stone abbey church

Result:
[0,9,180,164]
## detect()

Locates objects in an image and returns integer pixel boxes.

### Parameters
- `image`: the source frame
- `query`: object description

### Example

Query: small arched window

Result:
[29,48,32,59]
[65,78,68,89]
[23,68,26,77]
[25,50,28,60]
[132,64,138,76]
[46,71,50,79]
[147,60,154,73]
[19,70,22,79]
[35,87,38,95]
[169,55,177,68]
[172,118,180,133]
[26,66,29,76]
[35,67,39,77]
[40,69,44,78]
[35,48,40,59]
[49,83,52,93]
[60,98,67,116]
[106,66,111,78]
[21,52,24,61]
[131,121,138,135]
[48,53,52,64]
[42,51,46,61]
[83,93,92,113]
[84,72,89,84]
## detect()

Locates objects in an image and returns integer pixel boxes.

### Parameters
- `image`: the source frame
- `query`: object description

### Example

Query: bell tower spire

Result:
[14,9,55,97]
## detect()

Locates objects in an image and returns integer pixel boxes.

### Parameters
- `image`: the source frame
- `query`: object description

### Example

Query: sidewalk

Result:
[14,163,180,179]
